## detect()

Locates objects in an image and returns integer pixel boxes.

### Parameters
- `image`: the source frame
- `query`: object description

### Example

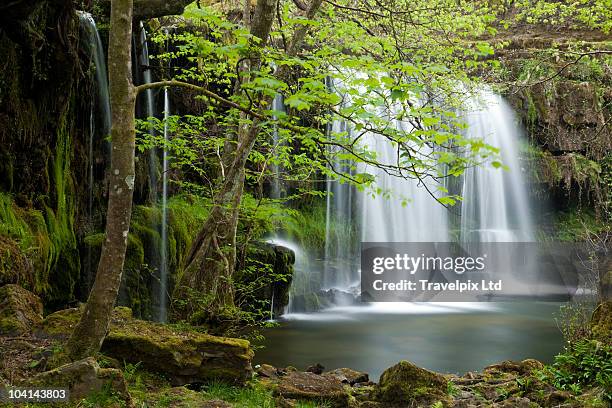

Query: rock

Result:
[25,357,131,404]
[324,367,369,385]
[0,284,43,335]
[484,359,543,376]
[273,370,350,407]
[256,363,280,378]
[0,237,33,289]
[305,363,324,374]
[545,390,572,406]
[235,242,295,319]
[40,307,254,386]
[373,360,449,406]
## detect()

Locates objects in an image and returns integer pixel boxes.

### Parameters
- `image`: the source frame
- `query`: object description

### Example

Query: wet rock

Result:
[324,367,369,385]
[273,370,350,407]
[305,363,324,374]
[40,307,254,386]
[0,284,43,335]
[25,357,131,404]
[256,363,280,378]
[235,242,295,320]
[373,360,449,406]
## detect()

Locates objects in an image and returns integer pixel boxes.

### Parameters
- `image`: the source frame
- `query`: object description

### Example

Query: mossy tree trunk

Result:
[66,0,137,360]
[172,0,322,323]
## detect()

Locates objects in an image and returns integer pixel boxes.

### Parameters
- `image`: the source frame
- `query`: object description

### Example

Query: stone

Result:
[273,370,350,407]
[484,359,543,376]
[25,357,130,404]
[0,284,43,335]
[305,363,324,374]
[40,307,254,386]
[373,360,449,406]
[256,363,280,378]
[323,367,369,385]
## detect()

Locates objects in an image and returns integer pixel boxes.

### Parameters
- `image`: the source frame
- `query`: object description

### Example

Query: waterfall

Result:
[270,94,285,200]
[135,24,171,322]
[323,120,359,290]
[159,87,170,322]
[138,23,159,205]
[459,90,534,242]
[286,85,535,313]
[78,12,111,288]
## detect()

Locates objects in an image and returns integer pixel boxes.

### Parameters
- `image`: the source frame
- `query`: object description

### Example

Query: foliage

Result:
[141,0,506,214]
[552,210,609,242]
[555,302,596,344]
[514,0,612,33]
[539,340,612,401]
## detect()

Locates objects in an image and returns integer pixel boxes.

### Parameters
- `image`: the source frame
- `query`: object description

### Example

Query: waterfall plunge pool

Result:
[255,302,564,380]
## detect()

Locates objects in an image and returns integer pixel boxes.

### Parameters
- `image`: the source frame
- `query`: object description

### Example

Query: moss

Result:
[590,301,612,344]
[41,306,254,386]
[374,360,450,406]
[0,284,44,335]
[0,236,33,289]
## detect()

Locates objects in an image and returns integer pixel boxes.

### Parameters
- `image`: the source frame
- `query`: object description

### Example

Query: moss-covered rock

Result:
[24,357,131,404]
[591,301,612,344]
[0,284,43,335]
[0,236,33,289]
[40,306,254,386]
[235,242,295,320]
[268,370,350,407]
[373,360,450,407]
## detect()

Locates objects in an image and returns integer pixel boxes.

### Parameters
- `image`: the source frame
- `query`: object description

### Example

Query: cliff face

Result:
[498,31,611,218]
[0,1,97,309]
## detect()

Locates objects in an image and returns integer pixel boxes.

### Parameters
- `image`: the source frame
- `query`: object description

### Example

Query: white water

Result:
[136,25,171,322]
[78,12,111,288]
[270,94,285,200]
[159,87,170,322]
[460,91,534,242]
[285,87,535,316]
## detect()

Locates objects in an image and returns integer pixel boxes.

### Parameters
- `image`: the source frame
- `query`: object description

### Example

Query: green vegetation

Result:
[538,340,612,402]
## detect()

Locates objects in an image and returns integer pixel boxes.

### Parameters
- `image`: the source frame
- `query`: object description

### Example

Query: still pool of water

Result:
[255,302,564,380]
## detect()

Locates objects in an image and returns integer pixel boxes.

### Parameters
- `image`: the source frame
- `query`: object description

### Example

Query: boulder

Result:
[484,359,544,376]
[25,357,130,404]
[0,284,43,335]
[373,360,449,406]
[256,363,281,378]
[40,307,254,386]
[272,370,350,407]
[235,242,295,319]
[305,363,325,374]
[324,367,369,385]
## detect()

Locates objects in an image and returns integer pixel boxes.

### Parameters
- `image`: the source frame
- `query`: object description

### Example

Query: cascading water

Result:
[286,86,536,313]
[159,87,170,322]
[78,11,111,288]
[138,23,159,205]
[270,94,285,200]
[136,24,171,322]
[459,90,534,242]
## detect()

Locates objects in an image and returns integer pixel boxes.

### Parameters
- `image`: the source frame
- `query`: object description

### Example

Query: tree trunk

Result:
[172,0,322,323]
[66,0,136,360]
